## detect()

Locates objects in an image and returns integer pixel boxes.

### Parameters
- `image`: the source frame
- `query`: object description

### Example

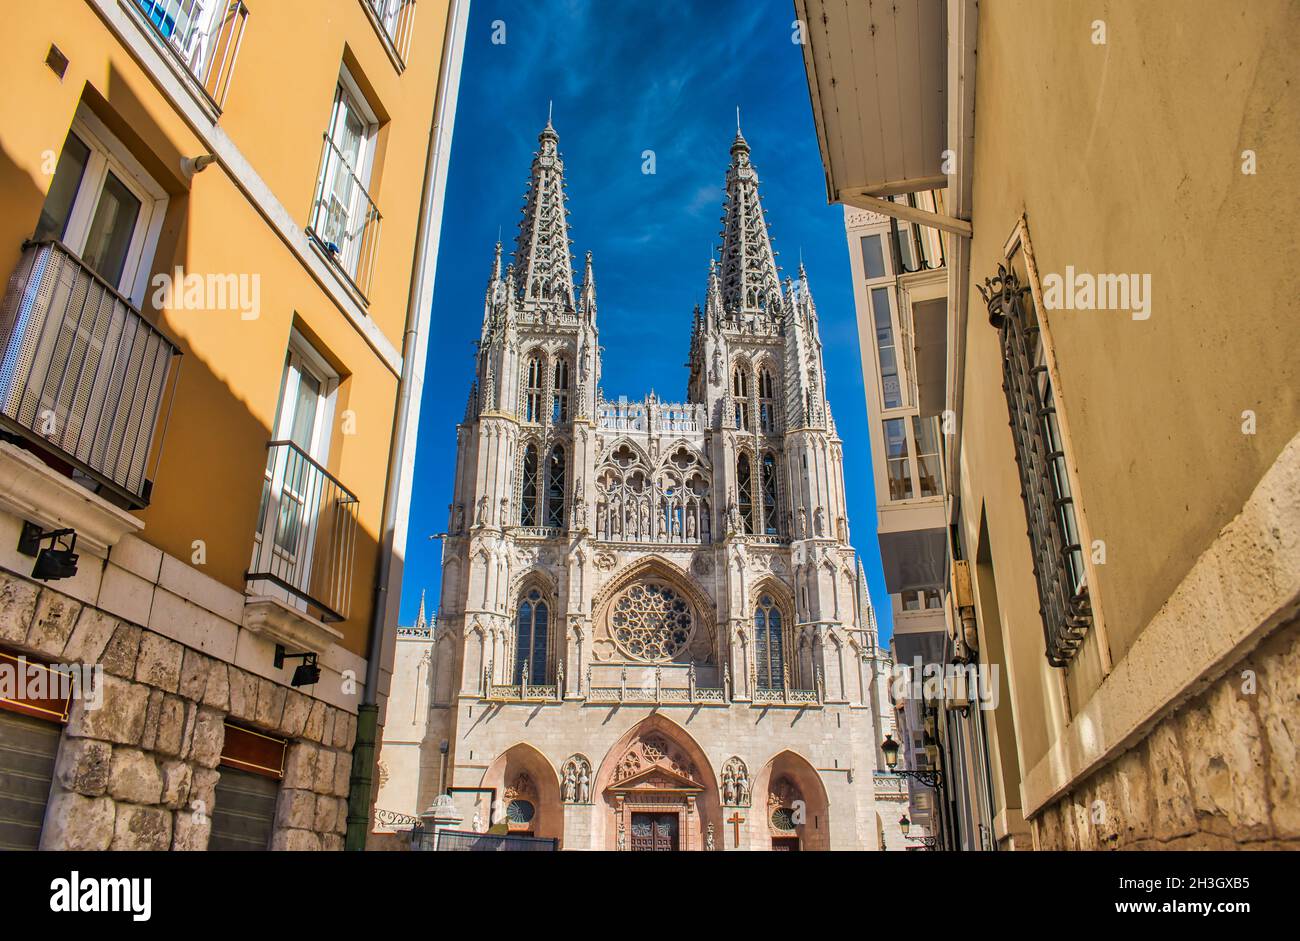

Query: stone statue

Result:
[735,765,750,806]
[596,502,606,536]
[475,495,489,526]
[577,766,590,804]
[814,506,826,537]
[797,506,807,538]
[639,501,649,538]
[727,496,740,533]
[617,819,627,851]
[722,766,736,805]
[706,822,716,851]
[454,503,465,533]
[562,764,577,802]
[686,510,697,539]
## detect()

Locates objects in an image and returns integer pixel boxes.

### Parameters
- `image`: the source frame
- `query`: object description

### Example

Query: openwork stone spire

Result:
[513,119,576,310]
[717,129,781,318]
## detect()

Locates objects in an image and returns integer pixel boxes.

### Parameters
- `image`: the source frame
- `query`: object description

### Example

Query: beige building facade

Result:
[800,0,1300,850]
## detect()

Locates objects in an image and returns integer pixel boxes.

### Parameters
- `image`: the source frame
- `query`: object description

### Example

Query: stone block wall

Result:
[1,569,357,850]
[1031,615,1299,850]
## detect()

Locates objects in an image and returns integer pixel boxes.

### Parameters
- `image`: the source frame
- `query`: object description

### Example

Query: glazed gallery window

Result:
[514,589,549,684]
[981,250,1092,667]
[753,594,785,689]
[34,111,167,303]
[883,418,912,500]
[871,288,903,408]
[901,589,943,611]
[524,355,544,422]
[859,233,887,280]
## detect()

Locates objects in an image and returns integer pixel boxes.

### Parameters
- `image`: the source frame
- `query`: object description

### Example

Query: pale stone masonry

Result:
[1033,615,1300,851]
[1,567,357,851]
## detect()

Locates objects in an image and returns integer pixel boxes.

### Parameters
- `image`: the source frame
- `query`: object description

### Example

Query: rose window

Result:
[609,582,694,660]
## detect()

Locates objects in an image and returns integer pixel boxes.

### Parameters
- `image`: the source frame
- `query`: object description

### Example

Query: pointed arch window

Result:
[758,367,777,433]
[737,453,754,534]
[524,355,545,423]
[546,445,566,528]
[761,452,779,536]
[754,594,785,689]
[521,444,539,526]
[552,358,570,423]
[732,366,750,431]
[514,589,549,684]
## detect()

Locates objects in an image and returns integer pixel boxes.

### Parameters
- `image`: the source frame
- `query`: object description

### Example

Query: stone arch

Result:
[591,714,722,850]
[508,572,559,685]
[596,436,652,469]
[481,742,564,844]
[749,748,831,851]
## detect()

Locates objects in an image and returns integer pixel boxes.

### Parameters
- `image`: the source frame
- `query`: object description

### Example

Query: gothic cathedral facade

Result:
[418,121,893,850]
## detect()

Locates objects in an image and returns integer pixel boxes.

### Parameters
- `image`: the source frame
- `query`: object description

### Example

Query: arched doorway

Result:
[592,715,721,850]
[750,749,831,851]
[481,743,564,844]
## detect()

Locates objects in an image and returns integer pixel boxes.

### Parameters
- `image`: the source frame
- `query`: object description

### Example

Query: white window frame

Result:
[54,107,169,306]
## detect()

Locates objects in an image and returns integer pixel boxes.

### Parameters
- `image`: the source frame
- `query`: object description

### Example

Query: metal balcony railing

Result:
[307,134,383,300]
[365,0,417,64]
[248,441,359,623]
[0,240,181,507]
[133,0,249,110]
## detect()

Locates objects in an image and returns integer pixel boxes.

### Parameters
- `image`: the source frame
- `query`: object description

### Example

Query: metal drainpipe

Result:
[344,0,468,851]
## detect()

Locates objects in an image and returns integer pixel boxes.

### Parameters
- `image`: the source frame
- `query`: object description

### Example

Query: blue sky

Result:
[399,0,893,644]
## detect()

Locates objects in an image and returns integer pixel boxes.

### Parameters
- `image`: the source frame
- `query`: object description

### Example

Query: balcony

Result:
[307,134,383,301]
[363,0,417,66]
[0,240,180,509]
[247,441,359,624]
[132,0,249,111]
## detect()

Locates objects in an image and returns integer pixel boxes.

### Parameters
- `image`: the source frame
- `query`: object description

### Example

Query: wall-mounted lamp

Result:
[181,154,218,176]
[274,644,321,687]
[18,522,79,581]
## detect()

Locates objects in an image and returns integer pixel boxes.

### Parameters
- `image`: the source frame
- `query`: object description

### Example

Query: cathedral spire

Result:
[513,120,576,310]
[717,128,781,319]
[416,590,427,631]
[579,250,597,321]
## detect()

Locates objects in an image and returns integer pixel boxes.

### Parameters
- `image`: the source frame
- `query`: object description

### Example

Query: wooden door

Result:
[631,812,679,851]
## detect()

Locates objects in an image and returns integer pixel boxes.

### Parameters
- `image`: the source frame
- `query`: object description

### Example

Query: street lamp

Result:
[880,733,943,789]
[899,814,938,850]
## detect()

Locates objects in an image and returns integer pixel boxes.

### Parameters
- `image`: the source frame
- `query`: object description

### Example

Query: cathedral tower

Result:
[415,122,887,851]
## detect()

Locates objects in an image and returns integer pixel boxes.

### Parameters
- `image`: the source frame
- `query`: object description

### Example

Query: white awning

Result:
[798,0,948,200]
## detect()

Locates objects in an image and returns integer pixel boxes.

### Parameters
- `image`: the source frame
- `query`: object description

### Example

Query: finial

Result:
[548,99,553,126]
[736,106,741,134]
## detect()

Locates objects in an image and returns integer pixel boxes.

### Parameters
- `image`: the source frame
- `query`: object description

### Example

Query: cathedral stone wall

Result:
[396,121,891,850]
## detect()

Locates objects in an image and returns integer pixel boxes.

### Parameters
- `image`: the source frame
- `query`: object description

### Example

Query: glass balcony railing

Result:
[0,239,181,507]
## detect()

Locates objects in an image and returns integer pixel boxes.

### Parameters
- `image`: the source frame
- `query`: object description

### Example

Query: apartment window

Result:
[882,418,912,500]
[250,334,352,620]
[901,589,943,611]
[860,234,887,280]
[981,253,1092,666]
[131,1,248,109]
[871,288,903,408]
[33,111,168,303]
[310,71,381,292]
[912,416,942,498]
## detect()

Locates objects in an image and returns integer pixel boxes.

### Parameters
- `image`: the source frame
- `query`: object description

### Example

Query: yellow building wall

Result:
[958,0,1300,795]
[0,1,447,656]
